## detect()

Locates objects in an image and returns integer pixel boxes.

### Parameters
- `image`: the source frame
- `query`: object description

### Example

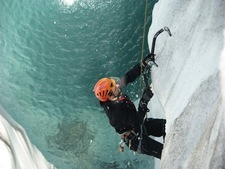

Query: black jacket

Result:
[100,63,145,134]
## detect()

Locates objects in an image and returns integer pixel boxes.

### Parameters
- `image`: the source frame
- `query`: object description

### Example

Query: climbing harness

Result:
[119,130,136,153]
[119,125,143,153]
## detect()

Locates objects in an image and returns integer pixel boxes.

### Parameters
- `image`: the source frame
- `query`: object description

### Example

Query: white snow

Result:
[0,106,56,169]
[148,0,225,168]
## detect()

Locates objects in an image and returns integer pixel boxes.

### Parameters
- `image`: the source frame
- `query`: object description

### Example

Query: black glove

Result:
[142,54,155,67]
[141,87,154,102]
[138,87,153,120]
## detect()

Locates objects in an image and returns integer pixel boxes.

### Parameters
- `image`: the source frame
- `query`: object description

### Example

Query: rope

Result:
[139,0,148,97]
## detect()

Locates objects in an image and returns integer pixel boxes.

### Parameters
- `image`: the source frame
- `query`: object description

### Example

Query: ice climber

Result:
[93,54,166,159]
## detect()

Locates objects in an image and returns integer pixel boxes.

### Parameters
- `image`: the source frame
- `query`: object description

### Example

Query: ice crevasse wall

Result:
[0,106,55,169]
[148,0,225,168]
[1,0,225,169]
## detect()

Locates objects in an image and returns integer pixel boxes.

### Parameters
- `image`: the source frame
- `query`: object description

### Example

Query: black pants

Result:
[125,118,166,159]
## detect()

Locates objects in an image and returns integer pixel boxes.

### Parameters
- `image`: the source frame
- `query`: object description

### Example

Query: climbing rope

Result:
[139,0,148,98]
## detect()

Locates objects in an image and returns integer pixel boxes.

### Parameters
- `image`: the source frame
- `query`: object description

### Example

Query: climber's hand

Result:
[142,54,155,67]
[142,87,154,102]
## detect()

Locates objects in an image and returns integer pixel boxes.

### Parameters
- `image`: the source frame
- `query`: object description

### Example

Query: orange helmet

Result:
[94,78,117,102]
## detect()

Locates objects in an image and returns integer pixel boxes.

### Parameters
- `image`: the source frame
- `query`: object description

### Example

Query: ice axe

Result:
[143,26,172,87]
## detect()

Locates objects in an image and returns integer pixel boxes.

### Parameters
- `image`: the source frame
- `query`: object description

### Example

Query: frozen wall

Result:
[1,0,225,168]
[148,0,225,168]
[0,106,55,169]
